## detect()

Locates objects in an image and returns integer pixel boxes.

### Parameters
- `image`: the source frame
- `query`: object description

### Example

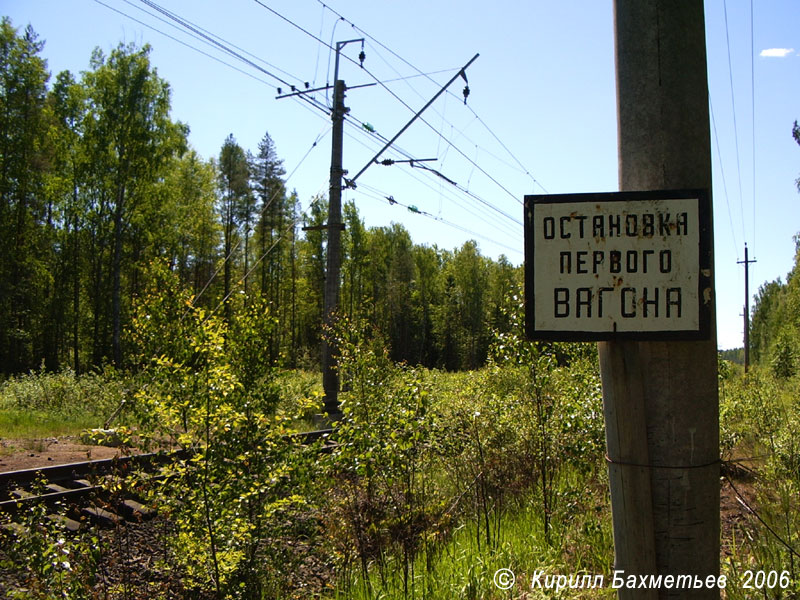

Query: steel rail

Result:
[0,429,336,515]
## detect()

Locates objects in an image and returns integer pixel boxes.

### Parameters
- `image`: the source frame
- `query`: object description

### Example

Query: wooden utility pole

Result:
[738,244,756,373]
[602,1,719,598]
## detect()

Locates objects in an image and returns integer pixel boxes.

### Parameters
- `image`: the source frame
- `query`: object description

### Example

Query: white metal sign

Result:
[524,190,712,340]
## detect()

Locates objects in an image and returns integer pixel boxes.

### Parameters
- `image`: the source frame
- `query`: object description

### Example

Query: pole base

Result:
[313,411,343,429]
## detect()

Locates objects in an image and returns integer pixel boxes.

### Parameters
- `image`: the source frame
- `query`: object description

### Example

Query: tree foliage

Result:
[0,18,51,373]
[128,267,315,597]
[83,43,188,365]
[748,123,800,375]
[750,238,800,377]
[0,19,524,375]
[793,120,800,192]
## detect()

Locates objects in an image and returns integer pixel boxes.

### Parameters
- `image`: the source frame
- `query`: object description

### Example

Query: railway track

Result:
[0,451,181,532]
[0,428,335,532]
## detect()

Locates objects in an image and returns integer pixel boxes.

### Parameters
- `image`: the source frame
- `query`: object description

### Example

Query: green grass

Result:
[717,365,800,599]
[0,367,324,440]
[0,407,105,439]
[274,368,323,430]
[332,469,615,600]
[0,367,126,439]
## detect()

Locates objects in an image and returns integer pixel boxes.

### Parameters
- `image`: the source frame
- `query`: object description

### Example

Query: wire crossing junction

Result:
[524,190,712,341]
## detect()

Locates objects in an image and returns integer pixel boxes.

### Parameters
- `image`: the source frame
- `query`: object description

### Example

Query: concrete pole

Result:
[602,1,720,597]
[322,78,345,419]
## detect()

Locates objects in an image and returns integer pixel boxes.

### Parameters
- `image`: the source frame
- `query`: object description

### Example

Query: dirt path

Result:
[0,436,132,472]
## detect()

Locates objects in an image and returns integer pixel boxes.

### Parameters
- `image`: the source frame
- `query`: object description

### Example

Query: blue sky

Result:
[4,0,799,350]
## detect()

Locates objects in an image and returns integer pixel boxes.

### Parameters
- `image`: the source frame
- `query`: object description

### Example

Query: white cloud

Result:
[759,48,795,58]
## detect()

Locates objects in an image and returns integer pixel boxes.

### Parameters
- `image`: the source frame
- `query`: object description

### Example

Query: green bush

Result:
[771,330,798,379]
[1,477,102,599]
[0,367,123,416]
[0,367,127,438]
[720,363,800,598]
[129,293,319,598]
[325,312,609,599]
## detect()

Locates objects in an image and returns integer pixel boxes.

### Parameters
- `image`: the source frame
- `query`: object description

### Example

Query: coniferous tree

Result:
[252,133,286,290]
[217,134,249,323]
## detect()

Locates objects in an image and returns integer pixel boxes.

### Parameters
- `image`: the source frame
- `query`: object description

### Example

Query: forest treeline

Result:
[748,121,800,376]
[0,18,521,376]
[750,234,800,377]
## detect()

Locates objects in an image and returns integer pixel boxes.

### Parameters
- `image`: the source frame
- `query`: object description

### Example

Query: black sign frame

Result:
[524,189,712,342]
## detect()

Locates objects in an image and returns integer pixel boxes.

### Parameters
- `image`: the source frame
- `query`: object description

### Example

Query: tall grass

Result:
[0,367,126,438]
[333,467,615,600]
[719,363,800,599]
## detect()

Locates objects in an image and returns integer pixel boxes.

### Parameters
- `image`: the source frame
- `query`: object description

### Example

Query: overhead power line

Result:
[94,0,334,120]
[379,69,459,85]
[340,115,523,237]
[710,99,741,261]
[104,0,529,260]
[409,162,522,226]
[250,0,526,209]
[93,0,272,87]
[722,0,747,245]
[354,182,522,256]
[137,0,293,88]
[463,107,549,194]
[125,0,303,87]
[313,0,548,194]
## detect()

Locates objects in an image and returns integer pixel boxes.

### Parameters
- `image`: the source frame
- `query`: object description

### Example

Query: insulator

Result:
[462,85,470,105]
[305,82,310,89]
[277,87,282,95]
[359,50,366,67]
